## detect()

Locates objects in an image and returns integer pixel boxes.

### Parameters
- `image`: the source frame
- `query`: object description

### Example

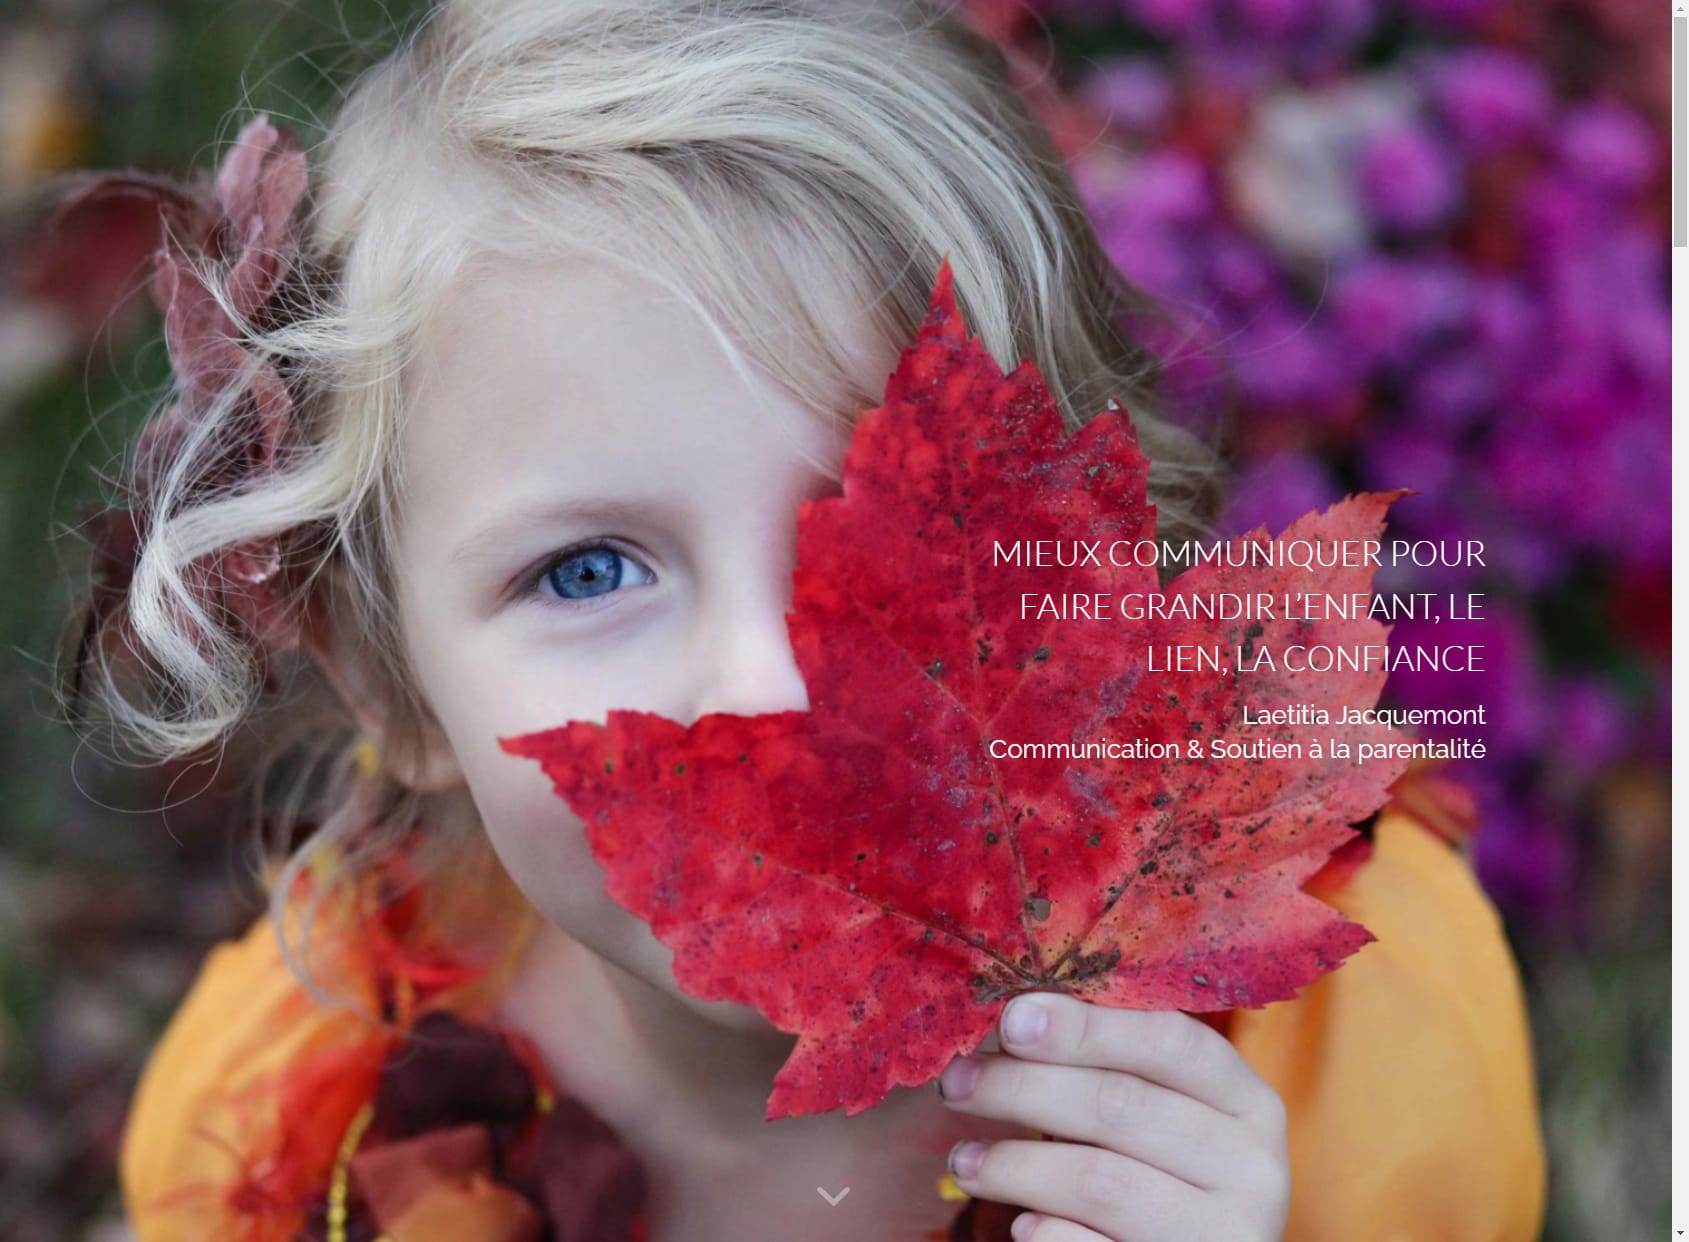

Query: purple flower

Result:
[1217,452,1341,537]
[1356,120,1462,231]
[1469,277,1540,372]
[1424,49,1550,154]
[1130,311,1232,418]
[1187,43,1279,95]
[1481,527,1568,593]
[1385,609,1546,760]
[1368,506,1489,594]
[1227,304,1357,412]
[1357,427,1458,508]
[1100,220,1189,302]
[1404,0,1501,26]
[1080,57,1173,132]
[1127,150,1214,225]
[1404,348,1501,434]
[1587,414,1672,562]
[1329,254,1470,369]
[1208,234,1278,304]
[1330,258,1426,367]
[1093,153,1220,303]
[1484,347,1670,564]
[1548,677,1630,777]
[1469,799,1578,934]
[1125,0,1208,38]
[1559,100,1658,195]
[1615,304,1672,385]
[1301,0,1380,67]
[1518,170,1597,259]
[1028,0,1669,939]
[1236,0,1312,40]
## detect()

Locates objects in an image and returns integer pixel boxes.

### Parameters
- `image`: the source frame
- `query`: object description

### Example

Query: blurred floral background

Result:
[0,0,1669,1238]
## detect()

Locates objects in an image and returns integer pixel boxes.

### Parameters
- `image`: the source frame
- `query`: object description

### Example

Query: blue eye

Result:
[532,543,655,604]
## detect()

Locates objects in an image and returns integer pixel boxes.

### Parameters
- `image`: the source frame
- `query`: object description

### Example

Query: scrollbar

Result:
[1676,10,1686,245]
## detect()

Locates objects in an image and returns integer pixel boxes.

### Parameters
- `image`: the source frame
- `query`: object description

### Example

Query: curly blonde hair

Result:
[60,0,1222,1003]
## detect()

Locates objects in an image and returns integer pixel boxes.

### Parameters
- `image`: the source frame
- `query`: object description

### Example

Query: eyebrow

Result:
[447,495,683,567]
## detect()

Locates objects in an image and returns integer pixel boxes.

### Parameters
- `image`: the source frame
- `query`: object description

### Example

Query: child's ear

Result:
[299,561,467,795]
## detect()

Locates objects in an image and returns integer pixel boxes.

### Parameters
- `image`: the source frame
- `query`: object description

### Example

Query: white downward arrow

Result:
[817,1186,851,1206]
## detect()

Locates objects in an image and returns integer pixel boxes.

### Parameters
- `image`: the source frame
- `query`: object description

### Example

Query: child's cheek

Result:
[464,745,784,1035]
[466,749,607,919]
[412,615,786,1037]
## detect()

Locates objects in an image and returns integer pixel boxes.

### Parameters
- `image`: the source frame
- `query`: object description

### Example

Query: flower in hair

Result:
[55,115,312,690]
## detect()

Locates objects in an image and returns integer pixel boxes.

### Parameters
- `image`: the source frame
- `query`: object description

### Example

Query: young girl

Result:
[58,2,1546,1239]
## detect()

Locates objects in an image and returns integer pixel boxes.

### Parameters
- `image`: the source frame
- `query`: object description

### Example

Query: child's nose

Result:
[688,597,811,721]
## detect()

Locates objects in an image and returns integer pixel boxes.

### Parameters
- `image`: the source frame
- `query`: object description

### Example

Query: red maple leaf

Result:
[500,258,1411,1119]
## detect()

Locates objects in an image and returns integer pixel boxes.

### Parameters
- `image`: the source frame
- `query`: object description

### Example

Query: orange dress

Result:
[118,784,1547,1242]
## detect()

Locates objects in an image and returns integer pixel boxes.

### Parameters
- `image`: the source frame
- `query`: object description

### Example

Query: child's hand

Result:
[937,992,1289,1242]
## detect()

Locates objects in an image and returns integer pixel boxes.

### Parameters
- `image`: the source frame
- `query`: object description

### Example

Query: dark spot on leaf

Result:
[603,760,615,774]
[1032,645,1050,661]
[1152,792,1170,808]
[1139,859,1157,875]
[1066,945,1123,982]
[1086,832,1101,847]
[1183,881,1195,895]
[1239,622,1264,663]
[926,659,945,679]
[674,763,686,775]
[1027,896,1051,922]
[985,831,998,844]
[1193,973,1209,987]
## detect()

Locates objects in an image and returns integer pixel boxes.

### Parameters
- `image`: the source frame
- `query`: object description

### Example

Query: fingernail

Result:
[948,1139,986,1181]
[1011,1212,1043,1241]
[938,1055,981,1102]
[1002,996,1048,1046]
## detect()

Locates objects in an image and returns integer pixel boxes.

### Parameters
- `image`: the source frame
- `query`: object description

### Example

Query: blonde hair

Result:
[60,0,1221,1002]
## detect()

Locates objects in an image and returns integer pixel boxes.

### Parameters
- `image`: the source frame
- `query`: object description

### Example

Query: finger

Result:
[1008,1211,1111,1242]
[949,1137,1221,1242]
[939,1053,1268,1191]
[997,992,1283,1124]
